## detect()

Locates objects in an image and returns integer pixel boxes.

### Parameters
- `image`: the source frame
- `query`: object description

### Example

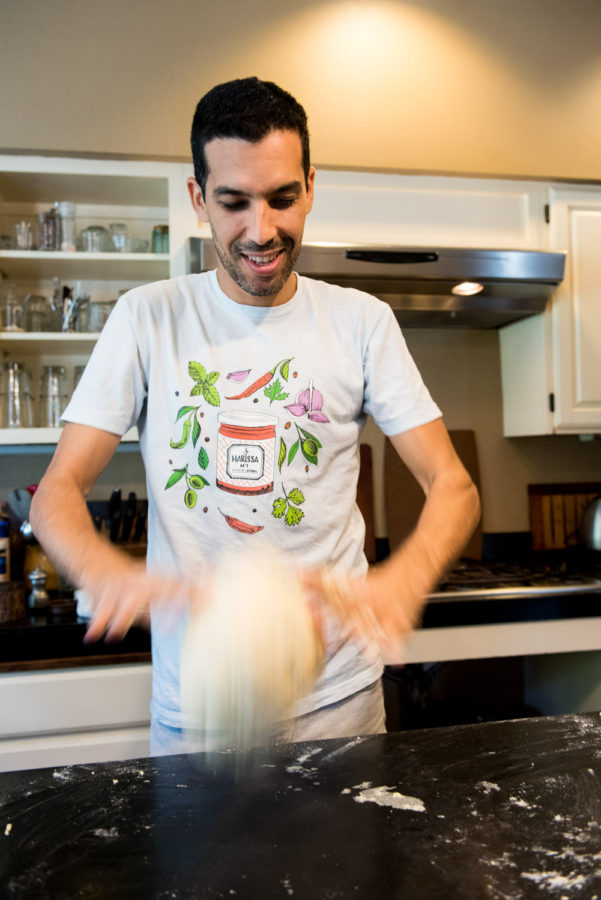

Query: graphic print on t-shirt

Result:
[164,356,330,533]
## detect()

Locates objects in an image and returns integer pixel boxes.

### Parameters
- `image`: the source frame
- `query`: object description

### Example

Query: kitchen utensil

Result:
[133,498,148,542]
[78,225,112,252]
[0,363,34,428]
[108,488,122,542]
[121,492,137,542]
[581,496,601,550]
[39,365,68,427]
[8,488,33,525]
[27,567,49,610]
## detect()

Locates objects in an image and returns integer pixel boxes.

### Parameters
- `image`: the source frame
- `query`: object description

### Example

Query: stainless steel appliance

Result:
[187,237,566,328]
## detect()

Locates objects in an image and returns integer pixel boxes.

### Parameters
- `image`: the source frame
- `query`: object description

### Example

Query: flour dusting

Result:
[522,870,588,891]
[352,783,426,812]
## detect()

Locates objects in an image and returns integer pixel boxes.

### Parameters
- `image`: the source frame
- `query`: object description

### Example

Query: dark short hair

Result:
[190,77,311,195]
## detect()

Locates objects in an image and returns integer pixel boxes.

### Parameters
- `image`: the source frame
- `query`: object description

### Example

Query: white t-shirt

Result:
[63,270,441,727]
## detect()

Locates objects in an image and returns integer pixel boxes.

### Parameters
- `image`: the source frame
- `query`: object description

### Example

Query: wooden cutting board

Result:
[528,482,601,550]
[384,429,483,560]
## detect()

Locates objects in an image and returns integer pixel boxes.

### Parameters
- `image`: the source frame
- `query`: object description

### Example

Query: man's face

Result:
[187,130,315,306]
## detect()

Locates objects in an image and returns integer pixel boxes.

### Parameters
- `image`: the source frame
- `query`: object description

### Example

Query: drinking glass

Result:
[39,366,68,427]
[0,362,34,428]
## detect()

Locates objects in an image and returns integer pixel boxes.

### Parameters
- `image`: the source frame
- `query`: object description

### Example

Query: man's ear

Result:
[187,177,209,224]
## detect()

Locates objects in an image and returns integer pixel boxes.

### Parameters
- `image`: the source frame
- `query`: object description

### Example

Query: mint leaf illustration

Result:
[198,446,209,470]
[187,360,221,406]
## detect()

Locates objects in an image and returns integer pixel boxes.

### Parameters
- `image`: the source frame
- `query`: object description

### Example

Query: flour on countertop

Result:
[350,782,426,812]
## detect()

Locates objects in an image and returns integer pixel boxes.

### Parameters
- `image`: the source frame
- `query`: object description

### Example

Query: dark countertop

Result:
[2,712,601,898]
[0,612,151,672]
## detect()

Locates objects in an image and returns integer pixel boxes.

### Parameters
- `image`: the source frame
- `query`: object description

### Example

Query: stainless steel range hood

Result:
[187,238,566,328]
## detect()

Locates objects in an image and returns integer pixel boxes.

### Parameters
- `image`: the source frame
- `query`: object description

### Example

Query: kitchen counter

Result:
[0,612,151,672]
[2,712,601,898]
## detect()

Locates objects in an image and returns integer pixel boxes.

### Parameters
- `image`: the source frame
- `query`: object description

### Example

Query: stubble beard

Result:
[210,229,302,298]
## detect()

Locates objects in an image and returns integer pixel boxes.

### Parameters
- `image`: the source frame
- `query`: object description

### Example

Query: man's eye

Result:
[270,197,296,209]
[221,200,248,211]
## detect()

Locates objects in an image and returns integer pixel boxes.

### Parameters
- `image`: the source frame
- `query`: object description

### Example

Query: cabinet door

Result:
[550,188,601,433]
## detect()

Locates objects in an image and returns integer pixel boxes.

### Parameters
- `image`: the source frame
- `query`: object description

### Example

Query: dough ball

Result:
[180,544,325,750]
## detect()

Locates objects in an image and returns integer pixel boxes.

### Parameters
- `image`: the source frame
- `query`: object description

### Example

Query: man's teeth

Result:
[246,252,280,265]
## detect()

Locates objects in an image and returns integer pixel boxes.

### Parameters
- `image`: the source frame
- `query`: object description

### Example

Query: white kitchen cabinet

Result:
[0,663,152,772]
[500,186,601,435]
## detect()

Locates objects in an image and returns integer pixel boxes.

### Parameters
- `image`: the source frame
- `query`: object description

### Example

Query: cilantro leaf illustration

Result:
[264,378,289,405]
[272,484,305,527]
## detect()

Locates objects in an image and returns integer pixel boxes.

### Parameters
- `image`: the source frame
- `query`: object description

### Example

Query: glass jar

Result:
[39,365,68,427]
[23,294,53,332]
[87,299,116,332]
[38,208,59,251]
[0,362,34,428]
[0,282,24,332]
[152,225,169,254]
[109,222,128,252]
[57,201,76,252]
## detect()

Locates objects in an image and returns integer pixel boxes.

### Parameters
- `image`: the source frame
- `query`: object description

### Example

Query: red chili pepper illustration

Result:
[225,358,292,400]
[218,508,264,534]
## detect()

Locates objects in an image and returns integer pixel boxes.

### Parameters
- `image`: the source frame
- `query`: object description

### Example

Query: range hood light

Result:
[451,281,484,296]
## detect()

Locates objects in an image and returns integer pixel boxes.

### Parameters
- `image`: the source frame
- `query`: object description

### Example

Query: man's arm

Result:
[325,418,480,656]
[30,423,187,643]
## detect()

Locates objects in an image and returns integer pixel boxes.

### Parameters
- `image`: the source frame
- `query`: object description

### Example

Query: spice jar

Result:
[216,411,277,496]
[152,225,169,254]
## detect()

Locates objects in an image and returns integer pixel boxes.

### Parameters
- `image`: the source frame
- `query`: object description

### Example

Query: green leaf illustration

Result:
[188,361,207,382]
[285,506,304,526]
[280,360,290,381]
[264,378,289,405]
[206,371,219,385]
[192,416,201,447]
[190,384,203,396]
[278,438,286,472]
[198,446,209,470]
[288,439,300,465]
[165,467,186,489]
[272,497,287,519]
[176,405,196,421]
[288,488,305,506]
[203,384,220,406]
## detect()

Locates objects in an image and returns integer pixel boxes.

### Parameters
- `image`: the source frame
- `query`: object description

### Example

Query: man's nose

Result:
[246,201,278,246]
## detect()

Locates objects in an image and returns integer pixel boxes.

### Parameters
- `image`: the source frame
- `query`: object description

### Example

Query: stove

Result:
[429,560,601,603]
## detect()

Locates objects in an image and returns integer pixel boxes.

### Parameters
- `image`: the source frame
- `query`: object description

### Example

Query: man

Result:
[30,77,480,754]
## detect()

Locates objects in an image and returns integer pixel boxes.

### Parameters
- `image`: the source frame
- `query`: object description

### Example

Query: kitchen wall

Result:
[2,0,601,181]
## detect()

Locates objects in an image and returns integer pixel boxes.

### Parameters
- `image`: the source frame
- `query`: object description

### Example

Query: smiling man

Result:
[30,78,480,756]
